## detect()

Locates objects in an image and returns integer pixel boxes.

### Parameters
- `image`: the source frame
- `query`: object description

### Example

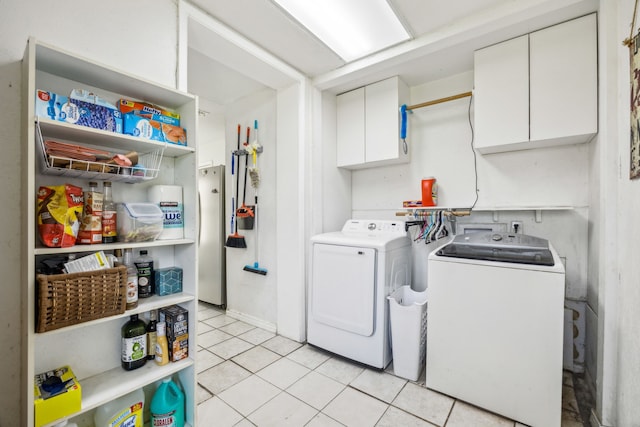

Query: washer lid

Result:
[435,232,555,266]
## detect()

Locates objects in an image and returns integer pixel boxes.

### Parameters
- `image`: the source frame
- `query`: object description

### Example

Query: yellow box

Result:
[34,365,82,427]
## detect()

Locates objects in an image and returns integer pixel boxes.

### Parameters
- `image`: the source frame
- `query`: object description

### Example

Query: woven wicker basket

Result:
[36,266,127,332]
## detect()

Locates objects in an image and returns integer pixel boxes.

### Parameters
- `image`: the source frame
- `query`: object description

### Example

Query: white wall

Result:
[197,97,226,168]
[610,0,640,424]
[224,88,278,329]
[0,1,178,425]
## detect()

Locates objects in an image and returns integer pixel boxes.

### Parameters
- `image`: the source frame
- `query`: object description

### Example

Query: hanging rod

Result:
[405,91,472,111]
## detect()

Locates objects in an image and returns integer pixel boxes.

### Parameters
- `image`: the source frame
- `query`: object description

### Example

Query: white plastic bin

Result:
[387,286,428,381]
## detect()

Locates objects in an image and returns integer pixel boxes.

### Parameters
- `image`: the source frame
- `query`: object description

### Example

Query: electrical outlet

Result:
[511,221,523,234]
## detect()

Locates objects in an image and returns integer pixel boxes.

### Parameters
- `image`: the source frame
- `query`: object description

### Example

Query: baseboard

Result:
[590,409,604,427]
[225,308,277,333]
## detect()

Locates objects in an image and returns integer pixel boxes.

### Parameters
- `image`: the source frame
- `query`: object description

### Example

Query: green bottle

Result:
[121,314,147,371]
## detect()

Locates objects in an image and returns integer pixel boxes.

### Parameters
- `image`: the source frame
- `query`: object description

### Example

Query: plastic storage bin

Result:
[117,203,164,242]
[387,286,428,381]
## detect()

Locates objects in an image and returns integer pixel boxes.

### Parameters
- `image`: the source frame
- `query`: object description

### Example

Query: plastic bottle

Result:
[123,248,138,309]
[102,181,117,243]
[135,250,154,298]
[147,310,158,361]
[150,378,185,427]
[94,388,145,427]
[121,314,147,371]
[155,321,170,366]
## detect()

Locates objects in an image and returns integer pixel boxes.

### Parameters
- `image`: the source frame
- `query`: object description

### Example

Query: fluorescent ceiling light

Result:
[273,0,410,62]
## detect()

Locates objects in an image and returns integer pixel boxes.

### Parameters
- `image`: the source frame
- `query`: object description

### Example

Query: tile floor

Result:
[196,302,585,427]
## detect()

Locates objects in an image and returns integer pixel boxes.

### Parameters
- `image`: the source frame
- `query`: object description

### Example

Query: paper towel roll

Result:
[148,185,183,239]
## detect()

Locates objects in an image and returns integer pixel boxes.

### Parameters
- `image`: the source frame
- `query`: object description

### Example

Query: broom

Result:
[225,124,247,248]
[244,120,267,275]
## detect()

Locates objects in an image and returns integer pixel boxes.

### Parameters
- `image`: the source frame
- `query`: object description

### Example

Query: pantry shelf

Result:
[34,238,195,256]
[37,118,194,158]
[24,37,198,427]
[41,358,194,427]
[33,293,195,335]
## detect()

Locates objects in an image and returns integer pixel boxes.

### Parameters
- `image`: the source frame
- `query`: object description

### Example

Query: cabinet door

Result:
[365,77,401,163]
[336,87,365,167]
[529,13,597,141]
[474,35,530,152]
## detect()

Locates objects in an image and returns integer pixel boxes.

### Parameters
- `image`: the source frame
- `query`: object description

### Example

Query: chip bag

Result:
[37,184,83,247]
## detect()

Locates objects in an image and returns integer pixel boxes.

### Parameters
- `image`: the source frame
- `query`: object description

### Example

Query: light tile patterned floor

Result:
[196,302,585,427]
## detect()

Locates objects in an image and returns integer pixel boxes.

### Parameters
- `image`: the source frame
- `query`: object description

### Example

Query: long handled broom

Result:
[225,124,247,248]
[244,120,267,275]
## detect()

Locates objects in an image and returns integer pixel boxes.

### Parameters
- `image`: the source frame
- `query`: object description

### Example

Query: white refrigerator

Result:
[198,164,226,306]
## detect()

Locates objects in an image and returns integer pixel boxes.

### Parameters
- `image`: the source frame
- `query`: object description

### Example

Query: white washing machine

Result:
[308,219,411,369]
[426,232,565,427]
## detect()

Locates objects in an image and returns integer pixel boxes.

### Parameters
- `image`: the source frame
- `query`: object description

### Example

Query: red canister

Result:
[421,177,437,206]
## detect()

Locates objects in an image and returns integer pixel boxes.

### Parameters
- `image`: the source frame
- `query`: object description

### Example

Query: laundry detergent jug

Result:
[150,378,185,427]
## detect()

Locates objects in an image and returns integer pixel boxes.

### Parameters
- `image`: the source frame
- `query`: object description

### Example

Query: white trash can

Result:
[387,286,428,381]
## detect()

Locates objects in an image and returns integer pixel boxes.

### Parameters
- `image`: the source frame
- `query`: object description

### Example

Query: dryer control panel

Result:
[342,220,406,235]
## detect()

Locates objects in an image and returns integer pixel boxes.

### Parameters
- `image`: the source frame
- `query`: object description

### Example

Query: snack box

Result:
[34,365,82,427]
[118,99,180,123]
[117,203,164,243]
[123,113,187,146]
[159,305,189,362]
[36,89,123,133]
[155,267,183,296]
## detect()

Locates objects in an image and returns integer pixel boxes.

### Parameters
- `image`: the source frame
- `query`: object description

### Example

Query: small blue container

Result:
[155,267,183,296]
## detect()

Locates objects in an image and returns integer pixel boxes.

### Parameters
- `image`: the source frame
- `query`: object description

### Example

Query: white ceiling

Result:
[186,0,598,105]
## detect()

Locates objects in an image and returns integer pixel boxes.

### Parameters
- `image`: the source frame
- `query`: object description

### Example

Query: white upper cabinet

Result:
[474,13,597,154]
[336,76,409,169]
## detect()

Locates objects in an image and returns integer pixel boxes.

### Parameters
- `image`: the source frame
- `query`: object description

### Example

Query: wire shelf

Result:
[36,120,163,183]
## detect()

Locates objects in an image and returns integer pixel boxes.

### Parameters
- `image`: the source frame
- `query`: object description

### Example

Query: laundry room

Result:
[3,0,640,426]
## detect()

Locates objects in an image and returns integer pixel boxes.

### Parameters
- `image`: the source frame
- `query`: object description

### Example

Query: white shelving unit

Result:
[21,38,198,427]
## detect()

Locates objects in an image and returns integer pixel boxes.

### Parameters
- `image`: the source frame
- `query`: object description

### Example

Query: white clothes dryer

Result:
[426,232,565,427]
[308,219,411,369]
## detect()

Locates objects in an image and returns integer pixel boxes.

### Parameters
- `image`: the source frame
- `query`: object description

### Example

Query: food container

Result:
[117,203,164,242]
[155,267,183,296]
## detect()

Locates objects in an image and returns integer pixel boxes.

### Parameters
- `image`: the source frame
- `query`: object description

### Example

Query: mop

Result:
[244,120,267,275]
[225,124,247,248]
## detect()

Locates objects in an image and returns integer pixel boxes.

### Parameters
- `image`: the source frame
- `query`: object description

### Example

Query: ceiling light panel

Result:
[273,0,410,62]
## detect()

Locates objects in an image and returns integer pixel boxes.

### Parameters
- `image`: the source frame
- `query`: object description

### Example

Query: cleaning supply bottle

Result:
[94,388,145,427]
[121,314,147,371]
[155,321,170,366]
[147,310,158,361]
[123,248,138,309]
[135,250,154,297]
[150,378,185,427]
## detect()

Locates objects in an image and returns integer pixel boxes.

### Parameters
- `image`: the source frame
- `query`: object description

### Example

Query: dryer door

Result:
[311,243,376,336]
